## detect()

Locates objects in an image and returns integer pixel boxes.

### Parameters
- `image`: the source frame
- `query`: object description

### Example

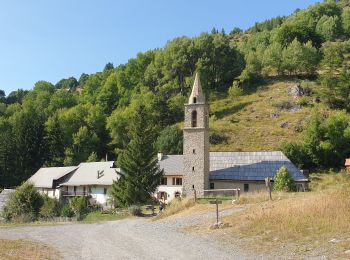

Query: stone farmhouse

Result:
[28,73,308,205]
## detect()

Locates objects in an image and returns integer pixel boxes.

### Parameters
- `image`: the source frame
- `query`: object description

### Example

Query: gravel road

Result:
[0,207,257,260]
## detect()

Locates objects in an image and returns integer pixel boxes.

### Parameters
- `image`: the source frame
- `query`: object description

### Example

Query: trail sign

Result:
[209,200,222,204]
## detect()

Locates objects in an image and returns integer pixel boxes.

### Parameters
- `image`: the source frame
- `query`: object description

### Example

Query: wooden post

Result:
[216,198,219,224]
[194,189,197,203]
[265,177,272,200]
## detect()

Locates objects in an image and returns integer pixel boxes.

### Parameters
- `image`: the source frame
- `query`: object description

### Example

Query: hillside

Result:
[2,0,350,187]
[209,79,323,152]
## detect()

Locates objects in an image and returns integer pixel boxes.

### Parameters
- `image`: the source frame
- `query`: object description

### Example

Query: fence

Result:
[203,188,240,199]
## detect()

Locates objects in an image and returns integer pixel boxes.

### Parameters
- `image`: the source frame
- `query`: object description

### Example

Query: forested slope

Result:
[1,0,350,187]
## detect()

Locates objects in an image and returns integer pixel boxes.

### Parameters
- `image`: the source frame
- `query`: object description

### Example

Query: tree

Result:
[87,152,98,162]
[274,166,296,192]
[316,15,342,41]
[2,182,43,222]
[44,114,65,167]
[110,105,163,207]
[156,125,183,154]
[0,90,5,103]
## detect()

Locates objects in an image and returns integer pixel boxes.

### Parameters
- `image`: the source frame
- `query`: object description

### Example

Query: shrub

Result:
[70,196,89,220]
[40,195,60,219]
[60,204,74,218]
[274,166,296,192]
[209,131,228,145]
[2,182,43,222]
[228,82,244,98]
[128,205,142,216]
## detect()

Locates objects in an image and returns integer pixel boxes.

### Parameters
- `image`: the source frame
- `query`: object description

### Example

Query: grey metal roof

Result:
[60,161,120,186]
[0,189,15,210]
[28,166,78,188]
[158,151,307,182]
[158,155,183,176]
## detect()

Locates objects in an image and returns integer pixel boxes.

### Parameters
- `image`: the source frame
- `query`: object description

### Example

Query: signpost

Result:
[209,198,222,225]
[265,177,273,200]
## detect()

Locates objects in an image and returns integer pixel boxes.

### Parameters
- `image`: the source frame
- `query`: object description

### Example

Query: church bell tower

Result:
[183,73,210,197]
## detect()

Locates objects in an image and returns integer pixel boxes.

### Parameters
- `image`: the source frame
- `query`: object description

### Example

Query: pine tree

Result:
[44,114,65,167]
[110,104,163,207]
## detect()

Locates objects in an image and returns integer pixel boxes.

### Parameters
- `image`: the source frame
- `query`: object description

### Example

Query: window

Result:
[193,149,196,154]
[172,177,182,186]
[244,184,249,192]
[161,177,167,185]
[193,97,197,103]
[83,186,86,195]
[192,166,195,171]
[104,188,107,195]
[210,183,215,189]
[174,191,181,198]
[191,110,197,127]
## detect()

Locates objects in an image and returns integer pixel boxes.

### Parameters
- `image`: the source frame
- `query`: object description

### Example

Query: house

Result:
[59,161,119,206]
[345,159,350,175]
[29,162,119,207]
[28,73,307,205]
[28,166,78,199]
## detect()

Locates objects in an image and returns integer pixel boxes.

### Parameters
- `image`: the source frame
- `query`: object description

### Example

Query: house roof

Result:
[345,159,350,166]
[28,166,78,188]
[60,161,119,186]
[159,151,308,182]
[209,151,307,182]
[0,189,15,210]
[158,155,183,176]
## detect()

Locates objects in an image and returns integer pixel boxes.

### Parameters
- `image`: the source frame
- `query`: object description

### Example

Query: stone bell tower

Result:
[183,73,210,197]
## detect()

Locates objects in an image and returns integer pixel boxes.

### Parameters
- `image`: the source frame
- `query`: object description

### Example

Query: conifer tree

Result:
[110,104,163,206]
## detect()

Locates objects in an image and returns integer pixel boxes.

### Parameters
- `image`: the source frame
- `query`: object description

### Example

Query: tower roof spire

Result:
[189,73,205,104]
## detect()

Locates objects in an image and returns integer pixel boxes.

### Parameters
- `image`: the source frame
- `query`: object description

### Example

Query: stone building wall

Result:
[183,103,209,197]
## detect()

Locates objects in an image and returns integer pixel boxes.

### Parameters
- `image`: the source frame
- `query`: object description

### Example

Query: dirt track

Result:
[0,207,257,260]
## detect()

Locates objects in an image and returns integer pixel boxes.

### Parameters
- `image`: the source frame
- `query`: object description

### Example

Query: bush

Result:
[70,196,89,220]
[128,205,142,216]
[40,195,60,219]
[2,182,43,222]
[274,166,296,192]
[60,204,74,218]
[209,131,228,145]
[228,82,244,98]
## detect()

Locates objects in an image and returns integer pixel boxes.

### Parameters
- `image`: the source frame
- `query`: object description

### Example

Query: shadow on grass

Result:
[213,101,252,119]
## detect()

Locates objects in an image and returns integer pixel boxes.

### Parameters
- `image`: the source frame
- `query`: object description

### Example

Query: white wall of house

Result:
[62,185,110,207]
[155,176,183,203]
[38,188,60,200]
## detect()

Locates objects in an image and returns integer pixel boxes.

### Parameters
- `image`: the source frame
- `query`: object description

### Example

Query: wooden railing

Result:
[61,190,91,196]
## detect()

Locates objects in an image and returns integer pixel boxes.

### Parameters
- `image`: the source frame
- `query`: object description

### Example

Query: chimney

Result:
[157,152,163,161]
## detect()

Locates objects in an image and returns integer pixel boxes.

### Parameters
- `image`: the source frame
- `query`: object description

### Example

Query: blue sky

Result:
[0,0,320,94]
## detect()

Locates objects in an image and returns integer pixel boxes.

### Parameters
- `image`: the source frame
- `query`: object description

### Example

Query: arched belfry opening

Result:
[191,110,197,127]
[193,97,197,103]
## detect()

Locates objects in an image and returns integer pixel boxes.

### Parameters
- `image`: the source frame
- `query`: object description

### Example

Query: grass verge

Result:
[81,211,127,223]
[186,173,350,258]
[0,239,60,260]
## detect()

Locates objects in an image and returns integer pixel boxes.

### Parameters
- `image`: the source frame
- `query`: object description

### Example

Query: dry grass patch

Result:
[214,187,350,258]
[153,198,196,220]
[0,239,61,260]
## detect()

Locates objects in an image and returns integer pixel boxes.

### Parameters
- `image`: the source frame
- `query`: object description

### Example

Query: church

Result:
[27,73,308,206]
[156,73,308,202]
